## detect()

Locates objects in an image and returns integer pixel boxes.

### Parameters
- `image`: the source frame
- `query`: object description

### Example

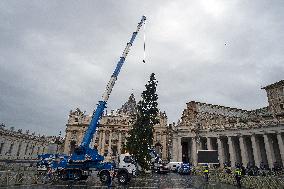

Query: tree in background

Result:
[126,73,159,170]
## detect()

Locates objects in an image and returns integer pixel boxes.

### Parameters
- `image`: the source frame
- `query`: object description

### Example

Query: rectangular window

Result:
[112,146,117,156]
[0,143,4,154]
[17,142,22,156]
[25,145,29,155]
[8,143,14,154]
[31,146,35,155]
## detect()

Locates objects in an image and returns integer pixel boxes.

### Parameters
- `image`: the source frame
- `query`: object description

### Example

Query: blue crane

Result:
[81,15,146,148]
[37,16,146,184]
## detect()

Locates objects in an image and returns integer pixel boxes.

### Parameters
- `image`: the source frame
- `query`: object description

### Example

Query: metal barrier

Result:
[1,168,284,188]
[0,170,47,187]
[208,170,284,189]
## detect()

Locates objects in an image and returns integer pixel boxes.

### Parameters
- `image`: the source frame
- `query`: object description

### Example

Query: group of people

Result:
[224,161,284,176]
[201,163,245,188]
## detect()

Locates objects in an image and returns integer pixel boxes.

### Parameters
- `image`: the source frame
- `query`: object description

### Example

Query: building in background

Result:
[64,94,170,160]
[172,80,284,169]
[0,124,64,160]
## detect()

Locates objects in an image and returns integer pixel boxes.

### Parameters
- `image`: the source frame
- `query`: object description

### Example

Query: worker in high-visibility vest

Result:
[203,164,209,182]
[235,164,242,188]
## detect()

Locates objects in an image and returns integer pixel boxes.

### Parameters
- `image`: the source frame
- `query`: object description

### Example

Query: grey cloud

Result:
[0,0,283,135]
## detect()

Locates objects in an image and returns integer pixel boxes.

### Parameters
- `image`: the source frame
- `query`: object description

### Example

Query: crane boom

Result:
[81,16,146,148]
[37,16,147,183]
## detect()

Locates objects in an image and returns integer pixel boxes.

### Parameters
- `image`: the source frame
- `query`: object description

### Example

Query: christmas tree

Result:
[126,73,159,170]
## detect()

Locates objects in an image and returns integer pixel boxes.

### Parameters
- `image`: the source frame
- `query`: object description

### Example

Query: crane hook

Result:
[143,19,146,63]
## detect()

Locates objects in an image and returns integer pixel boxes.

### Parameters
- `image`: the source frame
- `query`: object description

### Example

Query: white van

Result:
[118,153,137,177]
[167,162,183,172]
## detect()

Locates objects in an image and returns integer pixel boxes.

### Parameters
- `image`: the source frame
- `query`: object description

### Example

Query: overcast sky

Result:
[0,0,283,136]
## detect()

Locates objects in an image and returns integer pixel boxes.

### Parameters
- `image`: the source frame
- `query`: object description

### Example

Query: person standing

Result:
[235,164,242,188]
[203,164,209,182]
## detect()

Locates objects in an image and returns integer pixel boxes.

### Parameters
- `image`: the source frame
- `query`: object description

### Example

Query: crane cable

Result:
[143,19,146,63]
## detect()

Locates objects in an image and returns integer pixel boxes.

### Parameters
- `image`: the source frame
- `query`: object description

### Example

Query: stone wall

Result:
[0,124,64,160]
[262,80,284,116]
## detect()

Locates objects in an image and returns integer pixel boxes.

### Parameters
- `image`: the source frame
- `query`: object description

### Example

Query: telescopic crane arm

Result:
[80,16,146,148]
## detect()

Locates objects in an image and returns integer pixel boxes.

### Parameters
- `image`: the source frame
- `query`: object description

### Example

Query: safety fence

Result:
[208,171,284,189]
[1,169,284,188]
[0,170,47,187]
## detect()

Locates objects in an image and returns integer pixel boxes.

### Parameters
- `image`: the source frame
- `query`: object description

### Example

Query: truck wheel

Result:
[80,175,88,180]
[100,171,111,185]
[73,170,82,180]
[117,172,128,185]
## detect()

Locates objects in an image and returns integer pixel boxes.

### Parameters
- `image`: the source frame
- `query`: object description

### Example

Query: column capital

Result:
[227,135,237,138]
[217,135,224,139]
[251,133,257,136]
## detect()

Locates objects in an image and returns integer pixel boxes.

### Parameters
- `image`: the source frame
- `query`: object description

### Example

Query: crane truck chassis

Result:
[37,16,146,185]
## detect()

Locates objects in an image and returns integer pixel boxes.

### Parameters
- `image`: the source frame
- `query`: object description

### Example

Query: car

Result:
[153,161,169,174]
[168,162,183,172]
[177,163,191,175]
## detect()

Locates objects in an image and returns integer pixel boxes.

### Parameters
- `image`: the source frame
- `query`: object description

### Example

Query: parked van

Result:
[167,162,183,172]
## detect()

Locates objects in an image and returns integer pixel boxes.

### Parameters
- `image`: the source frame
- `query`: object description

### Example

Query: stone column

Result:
[91,131,97,149]
[108,132,113,157]
[32,144,37,156]
[264,134,275,169]
[97,131,102,152]
[277,133,284,166]
[41,146,45,155]
[228,136,236,168]
[239,136,249,167]
[162,134,167,160]
[19,142,27,158]
[207,137,213,150]
[196,138,201,151]
[118,132,122,155]
[124,133,128,146]
[79,131,84,144]
[251,134,260,167]
[41,144,48,154]
[64,132,71,154]
[12,140,20,157]
[177,137,182,162]
[30,144,35,158]
[192,137,198,166]
[101,131,106,154]
[217,137,225,168]
[172,137,178,161]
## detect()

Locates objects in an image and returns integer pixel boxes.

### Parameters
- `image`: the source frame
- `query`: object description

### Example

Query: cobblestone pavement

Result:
[1,173,238,189]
